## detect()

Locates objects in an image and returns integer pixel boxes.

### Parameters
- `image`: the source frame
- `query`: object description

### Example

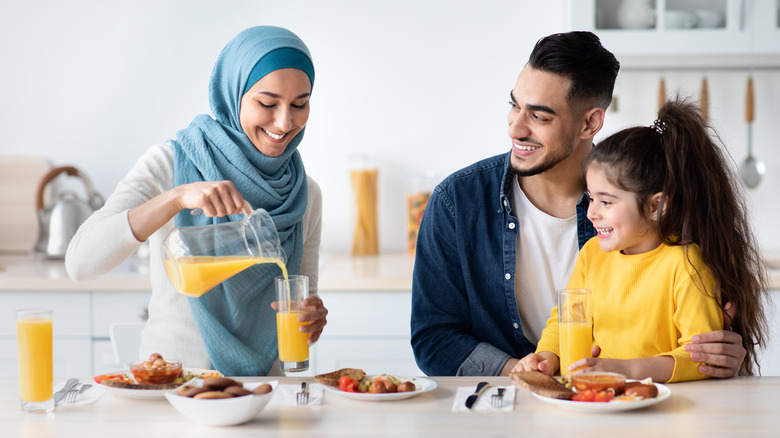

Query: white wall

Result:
[2,0,778,255]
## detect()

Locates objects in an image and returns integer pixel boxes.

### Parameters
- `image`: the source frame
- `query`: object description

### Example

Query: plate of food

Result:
[316,368,437,401]
[511,370,670,413]
[95,353,222,400]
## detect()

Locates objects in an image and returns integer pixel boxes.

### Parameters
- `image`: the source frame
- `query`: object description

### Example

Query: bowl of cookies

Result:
[164,377,276,426]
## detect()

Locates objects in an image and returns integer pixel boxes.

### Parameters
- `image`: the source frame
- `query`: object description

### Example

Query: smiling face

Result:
[507,65,582,176]
[585,165,661,255]
[239,68,311,157]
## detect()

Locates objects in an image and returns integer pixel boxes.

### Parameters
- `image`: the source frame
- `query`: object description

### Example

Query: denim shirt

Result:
[410,152,596,376]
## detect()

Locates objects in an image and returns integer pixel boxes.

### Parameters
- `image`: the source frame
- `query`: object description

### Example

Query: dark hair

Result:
[528,31,620,110]
[586,99,769,375]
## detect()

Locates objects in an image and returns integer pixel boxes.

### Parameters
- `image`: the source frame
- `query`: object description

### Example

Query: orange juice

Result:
[276,311,309,362]
[164,256,287,297]
[559,321,592,376]
[17,316,53,403]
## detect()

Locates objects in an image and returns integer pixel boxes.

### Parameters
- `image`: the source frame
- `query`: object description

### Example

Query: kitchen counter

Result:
[0,252,415,292]
[2,252,778,292]
[3,376,780,437]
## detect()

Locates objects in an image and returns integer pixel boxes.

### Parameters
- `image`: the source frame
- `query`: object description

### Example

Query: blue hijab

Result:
[169,26,314,376]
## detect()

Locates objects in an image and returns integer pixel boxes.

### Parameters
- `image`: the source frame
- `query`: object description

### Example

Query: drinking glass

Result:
[16,308,54,413]
[276,275,310,372]
[558,288,592,376]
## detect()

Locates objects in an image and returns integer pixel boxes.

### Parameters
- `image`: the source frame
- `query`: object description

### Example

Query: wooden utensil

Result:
[657,77,666,112]
[699,77,709,122]
[739,76,764,188]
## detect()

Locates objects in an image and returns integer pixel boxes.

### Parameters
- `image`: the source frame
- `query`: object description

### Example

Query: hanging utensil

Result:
[739,76,765,189]
[699,76,709,123]
[657,77,666,112]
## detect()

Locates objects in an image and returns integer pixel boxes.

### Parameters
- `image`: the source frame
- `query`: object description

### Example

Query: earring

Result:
[652,213,658,220]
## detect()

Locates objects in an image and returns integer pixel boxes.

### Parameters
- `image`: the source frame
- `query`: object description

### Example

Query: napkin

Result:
[268,383,323,407]
[451,385,515,412]
[54,379,105,406]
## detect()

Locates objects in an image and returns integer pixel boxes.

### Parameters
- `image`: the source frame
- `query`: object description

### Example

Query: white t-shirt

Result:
[512,177,578,344]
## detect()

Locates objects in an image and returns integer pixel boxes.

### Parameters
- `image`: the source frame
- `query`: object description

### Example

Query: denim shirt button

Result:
[504,273,511,280]
[513,322,519,329]
[508,222,515,230]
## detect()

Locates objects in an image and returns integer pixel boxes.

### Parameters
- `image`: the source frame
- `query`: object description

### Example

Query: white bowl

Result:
[164,380,276,427]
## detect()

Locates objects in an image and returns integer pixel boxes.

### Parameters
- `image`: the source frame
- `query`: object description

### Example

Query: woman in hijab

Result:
[65,26,327,376]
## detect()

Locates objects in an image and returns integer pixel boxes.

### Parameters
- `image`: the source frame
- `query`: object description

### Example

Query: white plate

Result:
[322,377,437,401]
[531,382,671,413]
[96,368,222,400]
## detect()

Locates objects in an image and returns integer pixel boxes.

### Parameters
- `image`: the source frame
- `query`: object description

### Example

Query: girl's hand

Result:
[513,352,557,376]
[570,356,674,382]
[175,180,247,217]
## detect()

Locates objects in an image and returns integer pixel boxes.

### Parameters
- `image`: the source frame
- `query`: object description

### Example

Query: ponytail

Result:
[588,98,768,375]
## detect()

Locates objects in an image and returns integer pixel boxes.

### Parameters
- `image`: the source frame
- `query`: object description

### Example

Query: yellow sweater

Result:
[536,237,722,382]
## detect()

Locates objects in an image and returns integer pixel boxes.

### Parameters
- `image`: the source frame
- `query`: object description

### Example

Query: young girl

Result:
[517,99,768,382]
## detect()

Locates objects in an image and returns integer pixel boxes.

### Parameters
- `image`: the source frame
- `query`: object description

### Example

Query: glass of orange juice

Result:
[275,275,310,372]
[16,308,54,413]
[558,288,592,376]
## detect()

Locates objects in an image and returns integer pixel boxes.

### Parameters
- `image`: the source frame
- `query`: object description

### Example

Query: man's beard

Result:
[508,136,576,177]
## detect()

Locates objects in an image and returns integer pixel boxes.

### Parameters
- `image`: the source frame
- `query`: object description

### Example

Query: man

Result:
[410,31,746,377]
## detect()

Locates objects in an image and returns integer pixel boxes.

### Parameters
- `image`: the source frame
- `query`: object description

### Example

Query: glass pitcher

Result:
[162,207,286,297]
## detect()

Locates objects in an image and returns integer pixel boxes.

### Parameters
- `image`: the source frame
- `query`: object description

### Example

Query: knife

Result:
[465,381,490,409]
[54,378,79,405]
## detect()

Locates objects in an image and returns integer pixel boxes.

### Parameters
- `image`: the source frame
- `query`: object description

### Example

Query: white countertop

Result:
[1,252,777,292]
[0,252,415,292]
[3,376,780,436]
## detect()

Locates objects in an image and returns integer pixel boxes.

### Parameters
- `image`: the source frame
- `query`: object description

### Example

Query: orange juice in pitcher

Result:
[162,207,286,296]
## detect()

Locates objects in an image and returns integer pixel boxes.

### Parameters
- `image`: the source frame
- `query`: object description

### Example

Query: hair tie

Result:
[652,119,667,135]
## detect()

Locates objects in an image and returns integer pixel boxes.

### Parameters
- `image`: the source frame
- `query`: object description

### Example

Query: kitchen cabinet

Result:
[568,0,780,67]
[312,291,423,377]
[0,292,92,377]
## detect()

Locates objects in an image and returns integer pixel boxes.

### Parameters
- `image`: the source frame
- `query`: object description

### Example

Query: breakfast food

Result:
[510,370,576,400]
[623,381,659,399]
[130,353,183,384]
[175,377,274,399]
[571,372,626,394]
[512,371,660,403]
[316,369,418,394]
[314,368,367,387]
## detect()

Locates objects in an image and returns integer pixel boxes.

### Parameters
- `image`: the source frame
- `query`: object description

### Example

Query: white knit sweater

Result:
[65,143,322,373]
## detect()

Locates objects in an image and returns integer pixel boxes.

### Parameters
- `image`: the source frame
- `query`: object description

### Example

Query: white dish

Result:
[96,368,221,400]
[531,382,670,413]
[322,376,437,401]
[165,380,277,427]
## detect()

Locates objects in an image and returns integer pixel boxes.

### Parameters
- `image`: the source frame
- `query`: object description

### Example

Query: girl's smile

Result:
[586,166,661,255]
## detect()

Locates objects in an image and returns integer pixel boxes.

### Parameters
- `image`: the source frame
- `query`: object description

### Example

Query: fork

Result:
[491,387,505,409]
[64,383,92,404]
[296,381,309,406]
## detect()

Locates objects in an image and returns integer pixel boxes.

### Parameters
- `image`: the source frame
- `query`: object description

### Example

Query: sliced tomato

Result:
[338,376,356,392]
[94,373,130,384]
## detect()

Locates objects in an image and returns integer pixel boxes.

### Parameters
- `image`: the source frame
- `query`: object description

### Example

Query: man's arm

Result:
[411,189,506,376]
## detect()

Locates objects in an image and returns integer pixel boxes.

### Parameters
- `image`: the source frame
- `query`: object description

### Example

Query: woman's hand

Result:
[513,352,558,376]
[175,181,247,217]
[128,180,247,241]
[298,296,328,345]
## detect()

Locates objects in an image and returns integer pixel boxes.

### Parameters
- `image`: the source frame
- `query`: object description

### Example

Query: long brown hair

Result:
[586,98,768,375]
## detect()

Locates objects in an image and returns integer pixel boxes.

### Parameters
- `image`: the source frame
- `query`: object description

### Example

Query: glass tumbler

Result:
[17,308,54,413]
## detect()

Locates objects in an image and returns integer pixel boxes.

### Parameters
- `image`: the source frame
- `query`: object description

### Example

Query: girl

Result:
[65,26,327,376]
[517,99,768,382]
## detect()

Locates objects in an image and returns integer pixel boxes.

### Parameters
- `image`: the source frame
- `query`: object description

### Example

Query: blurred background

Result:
[1,0,778,256]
